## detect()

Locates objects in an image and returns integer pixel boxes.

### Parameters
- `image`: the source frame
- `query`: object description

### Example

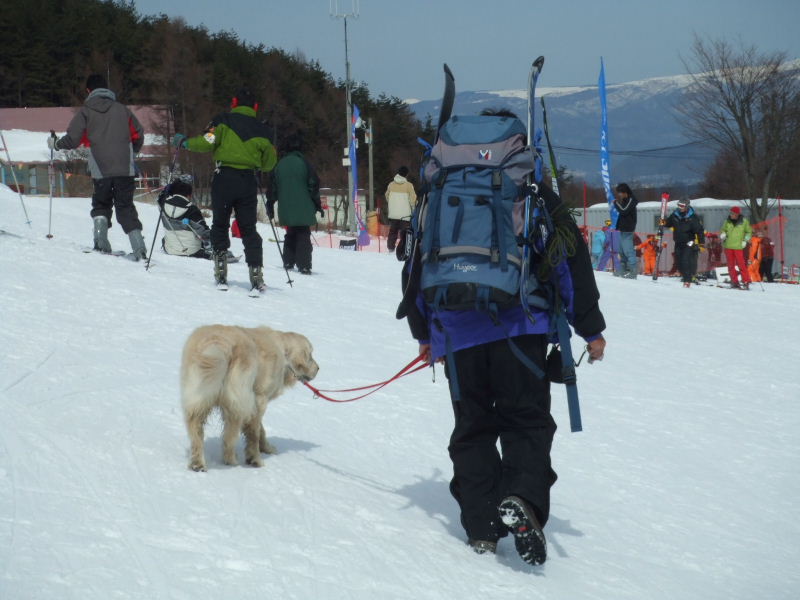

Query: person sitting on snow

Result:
[158,179,213,258]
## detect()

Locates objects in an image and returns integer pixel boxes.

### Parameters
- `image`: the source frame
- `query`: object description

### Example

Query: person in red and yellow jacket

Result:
[719,206,753,290]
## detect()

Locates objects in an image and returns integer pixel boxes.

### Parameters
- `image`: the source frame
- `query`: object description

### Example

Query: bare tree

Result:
[677,36,800,221]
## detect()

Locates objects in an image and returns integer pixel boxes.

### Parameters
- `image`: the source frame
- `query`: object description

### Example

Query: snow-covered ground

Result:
[1,186,798,600]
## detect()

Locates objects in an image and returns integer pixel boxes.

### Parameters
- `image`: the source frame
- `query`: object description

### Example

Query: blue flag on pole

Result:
[598,58,619,226]
[350,104,370,246]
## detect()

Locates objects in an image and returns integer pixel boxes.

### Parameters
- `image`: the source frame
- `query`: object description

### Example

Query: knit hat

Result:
[168,180,192,198]
[677,199,690,208]
[233,87,256,108]
[730,206,741,215]
[604,219,612,226]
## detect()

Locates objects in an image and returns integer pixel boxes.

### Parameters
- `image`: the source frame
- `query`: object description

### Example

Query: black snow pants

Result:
[283,226,312,271]
[445,334,557,542]
[675,243,699,283]
[90,176,142,233]
[210,167,262,267]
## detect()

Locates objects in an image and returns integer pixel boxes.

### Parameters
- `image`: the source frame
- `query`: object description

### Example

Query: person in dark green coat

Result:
[173,87,277,293]
[268,135,322,274]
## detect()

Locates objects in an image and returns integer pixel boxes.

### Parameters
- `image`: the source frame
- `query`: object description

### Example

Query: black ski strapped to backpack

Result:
[398,62,584,432]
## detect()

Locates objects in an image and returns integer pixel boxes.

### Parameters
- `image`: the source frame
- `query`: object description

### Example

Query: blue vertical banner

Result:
[598,58,619,226]
[350,104,370,246]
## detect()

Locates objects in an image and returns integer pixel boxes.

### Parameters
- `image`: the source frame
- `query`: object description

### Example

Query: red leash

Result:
[302,355,428,403]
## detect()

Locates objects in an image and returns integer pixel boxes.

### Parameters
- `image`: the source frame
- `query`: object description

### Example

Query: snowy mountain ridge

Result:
[406,71,708,186]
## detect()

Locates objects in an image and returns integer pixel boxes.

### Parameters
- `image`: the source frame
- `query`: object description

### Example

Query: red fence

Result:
[584,213,790,280]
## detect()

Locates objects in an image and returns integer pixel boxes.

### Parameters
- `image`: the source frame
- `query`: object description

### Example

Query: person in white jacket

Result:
[384,166,417,251]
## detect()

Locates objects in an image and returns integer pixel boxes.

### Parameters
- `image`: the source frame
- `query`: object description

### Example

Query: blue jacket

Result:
[591,229,606,255]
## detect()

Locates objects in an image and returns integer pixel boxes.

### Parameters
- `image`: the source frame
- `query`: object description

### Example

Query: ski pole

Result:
[257,177,293,287]
[145,206,163,271]
[268,216,293,287]
[0,129,32,227]
[47,131,55,238]
[146,147,181,270]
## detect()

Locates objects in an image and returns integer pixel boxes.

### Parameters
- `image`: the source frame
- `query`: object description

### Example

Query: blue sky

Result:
[132,0,800,100]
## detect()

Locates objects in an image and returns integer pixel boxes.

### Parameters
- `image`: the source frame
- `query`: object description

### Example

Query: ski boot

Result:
[93,216,112,253]
[214,251,228,290]
[248,265,266,297]
[127,229,148,261]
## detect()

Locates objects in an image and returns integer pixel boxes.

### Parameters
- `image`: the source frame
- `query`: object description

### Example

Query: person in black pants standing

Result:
[268,134,323,274]
[663,198,705,287]
[174,87,277,293]
[613,182,639,278]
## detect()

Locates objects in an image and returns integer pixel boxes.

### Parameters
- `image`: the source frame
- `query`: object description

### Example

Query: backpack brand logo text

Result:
[453,263,478,272]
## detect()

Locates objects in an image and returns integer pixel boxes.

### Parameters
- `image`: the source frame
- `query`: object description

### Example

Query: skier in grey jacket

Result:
[49,74,147,260]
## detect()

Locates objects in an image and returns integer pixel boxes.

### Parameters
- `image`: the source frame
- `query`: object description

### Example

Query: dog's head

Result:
[280,332,319,385]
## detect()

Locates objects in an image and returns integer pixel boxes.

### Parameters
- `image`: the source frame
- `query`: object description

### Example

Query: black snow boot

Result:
[498,496,547,566]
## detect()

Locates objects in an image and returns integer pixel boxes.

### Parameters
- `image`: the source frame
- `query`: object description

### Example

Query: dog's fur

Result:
[180,325,318,471]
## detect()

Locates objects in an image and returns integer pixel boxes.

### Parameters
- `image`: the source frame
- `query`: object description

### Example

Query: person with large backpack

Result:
[397,108,606,566]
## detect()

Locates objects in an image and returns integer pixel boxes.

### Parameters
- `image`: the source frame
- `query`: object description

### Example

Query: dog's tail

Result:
[181,330,235,415]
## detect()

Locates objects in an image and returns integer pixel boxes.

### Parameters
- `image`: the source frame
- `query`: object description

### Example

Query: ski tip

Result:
[534,56,545,69]
[443,63,454,79]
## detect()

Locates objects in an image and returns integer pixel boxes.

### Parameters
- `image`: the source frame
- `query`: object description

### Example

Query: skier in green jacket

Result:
[173,88,277,294]
[268,134,323,274]
[719,206,753,290]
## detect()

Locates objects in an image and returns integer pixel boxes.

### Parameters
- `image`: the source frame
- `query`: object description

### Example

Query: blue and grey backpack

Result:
[417,113,552,315]
[406,111,584,431]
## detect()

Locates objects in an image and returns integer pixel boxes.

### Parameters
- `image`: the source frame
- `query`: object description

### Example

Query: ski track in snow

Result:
[1,189,799,599]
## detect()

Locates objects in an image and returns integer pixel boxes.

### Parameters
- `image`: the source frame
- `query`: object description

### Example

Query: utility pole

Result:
[330,0,359,233]
[366,117,374,213]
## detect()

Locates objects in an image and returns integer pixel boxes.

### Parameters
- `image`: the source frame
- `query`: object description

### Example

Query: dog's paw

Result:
[260,441,278,455]
[245,455,264,467]
[189,461,207,472]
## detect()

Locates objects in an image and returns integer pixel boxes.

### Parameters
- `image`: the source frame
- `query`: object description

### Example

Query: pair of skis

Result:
[652,193,670,280]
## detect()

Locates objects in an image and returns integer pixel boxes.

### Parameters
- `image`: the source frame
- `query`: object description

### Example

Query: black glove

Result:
[317,207,325,218]
[47,131,58,151]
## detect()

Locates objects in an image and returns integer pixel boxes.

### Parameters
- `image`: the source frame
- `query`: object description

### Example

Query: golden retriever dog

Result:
[180,325,318,471]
